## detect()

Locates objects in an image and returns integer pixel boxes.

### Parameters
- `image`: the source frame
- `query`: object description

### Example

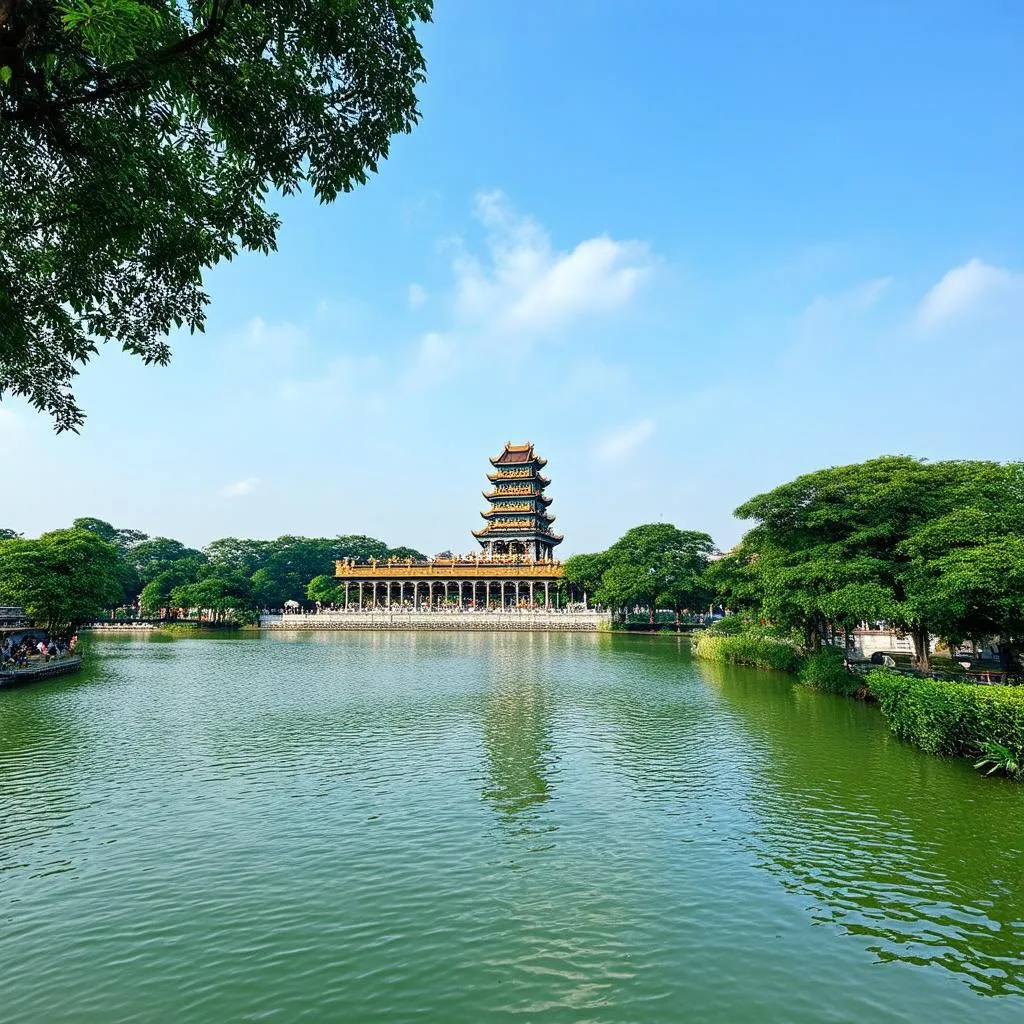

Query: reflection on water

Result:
[698,658,1024,997]
[481,676,553,821]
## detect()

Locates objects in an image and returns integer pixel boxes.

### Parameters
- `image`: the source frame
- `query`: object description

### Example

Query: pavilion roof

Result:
[489,442,548,468]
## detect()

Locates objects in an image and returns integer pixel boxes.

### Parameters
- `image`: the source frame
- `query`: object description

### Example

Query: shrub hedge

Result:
[692,623,1024,779]
[867,669,1024,762]
[799,648,862,696]
[692,629,803,673]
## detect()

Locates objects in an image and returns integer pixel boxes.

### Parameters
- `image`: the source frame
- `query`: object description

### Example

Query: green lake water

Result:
[1,631,1022,1022]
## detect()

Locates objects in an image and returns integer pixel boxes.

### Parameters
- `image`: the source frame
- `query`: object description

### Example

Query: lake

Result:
[1,631,1022,1022]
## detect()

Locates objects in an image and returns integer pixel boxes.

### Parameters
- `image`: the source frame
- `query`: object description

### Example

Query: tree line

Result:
[3,455,1021,661]
[564,456,1024,670]
[562,524,716,624]
[0,519,424,632]
[709,456,1024,671]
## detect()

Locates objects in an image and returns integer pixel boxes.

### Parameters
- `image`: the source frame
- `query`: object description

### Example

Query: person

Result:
[37,639,48,661]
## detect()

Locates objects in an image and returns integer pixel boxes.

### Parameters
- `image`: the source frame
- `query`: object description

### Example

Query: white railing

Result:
[260,609,609,630]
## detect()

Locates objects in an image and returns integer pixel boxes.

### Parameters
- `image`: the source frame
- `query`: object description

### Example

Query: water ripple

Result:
[1,633,1023,1022]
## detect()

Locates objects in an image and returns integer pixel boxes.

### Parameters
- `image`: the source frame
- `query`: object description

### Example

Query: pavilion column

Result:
[515,581,520,607]
[358,582,363,611]
[544,582,550,609]
[344,582,349,611]
[529,581,535,607]
[415,583,420,611]
[373,582,378,609]
[584,590,588,610]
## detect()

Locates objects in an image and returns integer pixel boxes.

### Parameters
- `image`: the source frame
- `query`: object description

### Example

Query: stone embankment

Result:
[260,611,609,631]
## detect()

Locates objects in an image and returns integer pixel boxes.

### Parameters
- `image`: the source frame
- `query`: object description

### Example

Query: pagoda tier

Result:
[486,468,552,485]
[476,442,562,562]
[483,487,553,504]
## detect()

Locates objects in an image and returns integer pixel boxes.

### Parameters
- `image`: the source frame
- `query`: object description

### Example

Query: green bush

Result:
[799,648,861,695]
[867,669,1024,770]
[705,615,750,635]
[693,628,803,673]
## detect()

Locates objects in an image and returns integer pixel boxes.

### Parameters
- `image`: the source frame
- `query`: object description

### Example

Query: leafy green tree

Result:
[129,537,205,584]
[0,528,124,632]
[562,551,612,602]
[703,547,761,615]
[733,456,1018,666]
[2,0,432,430]
[596,562,650,620]
[385,545,428,562]
[203,537,270,575]
[899,469,1024,671]
[170,566,252,622]
[71,516,118,543]
[139,555,206,616]
[306,574,342,606]
[70,516,151,601]
[602,524,715,624]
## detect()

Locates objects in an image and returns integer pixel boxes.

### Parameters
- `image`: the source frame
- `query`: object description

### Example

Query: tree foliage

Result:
[712,456,1024,669]
[1,0,431,430]
[565,523,715,623]
[0,515,426,622]
[0,527,124,631]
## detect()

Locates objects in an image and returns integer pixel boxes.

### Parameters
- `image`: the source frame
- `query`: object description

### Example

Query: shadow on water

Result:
[698,657,1024,998]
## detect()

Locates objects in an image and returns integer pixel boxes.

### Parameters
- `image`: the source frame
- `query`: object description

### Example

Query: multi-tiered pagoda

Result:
[333,442,572,614]
[474,443,562,562]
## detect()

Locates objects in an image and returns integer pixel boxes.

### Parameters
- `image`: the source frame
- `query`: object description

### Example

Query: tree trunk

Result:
[649,604,655,626]
[912,623,931,670]
[805,621,822,654]
[996,641,1016,673]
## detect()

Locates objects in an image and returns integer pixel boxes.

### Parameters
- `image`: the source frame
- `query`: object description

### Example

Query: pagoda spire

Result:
[474,442,562,562]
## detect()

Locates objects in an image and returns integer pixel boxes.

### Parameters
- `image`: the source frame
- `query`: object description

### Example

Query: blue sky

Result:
[3,0,1023,554]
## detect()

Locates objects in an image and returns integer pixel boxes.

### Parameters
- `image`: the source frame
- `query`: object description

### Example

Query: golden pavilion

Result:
[334,443,565,610]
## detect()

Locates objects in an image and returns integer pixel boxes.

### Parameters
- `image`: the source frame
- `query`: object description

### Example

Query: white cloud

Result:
[221,477,260,499]
[407,283,428,309]
[594,417,656,462]
[411,331,459,386]
[279,353,383,408]
[800,276,892,324]
[454,190,652,336]
[916,258,1021,331]
[774,276,894,376]
[239,317,307,360]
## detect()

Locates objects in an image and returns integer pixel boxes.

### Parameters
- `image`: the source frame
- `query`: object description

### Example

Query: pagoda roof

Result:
[487,470,551,485]
[489,442,548,468]
[483,489,552,504]
[480,508,555,522]
[473,524,562,540]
